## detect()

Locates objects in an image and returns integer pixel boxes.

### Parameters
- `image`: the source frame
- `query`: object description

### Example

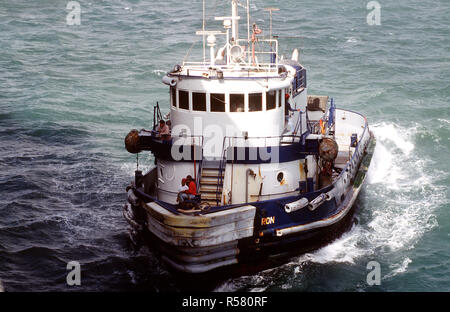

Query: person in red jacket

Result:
[178,175,196,203]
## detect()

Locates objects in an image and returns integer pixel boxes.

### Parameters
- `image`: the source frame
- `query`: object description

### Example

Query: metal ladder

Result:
[199,162,224,206]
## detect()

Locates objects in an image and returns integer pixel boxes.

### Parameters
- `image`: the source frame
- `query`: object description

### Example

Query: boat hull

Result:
[123,133,376,274]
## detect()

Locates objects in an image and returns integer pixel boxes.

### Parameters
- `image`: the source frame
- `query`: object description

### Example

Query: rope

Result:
[182,40,199,64]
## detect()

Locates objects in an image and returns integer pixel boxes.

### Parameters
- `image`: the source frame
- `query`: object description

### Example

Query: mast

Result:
[247,0,250,62]
[202,0,206,64]
[231,0,239,41]
[264,7,279,41]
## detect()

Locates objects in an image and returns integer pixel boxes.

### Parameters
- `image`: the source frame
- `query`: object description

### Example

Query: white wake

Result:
[216,122,444,291]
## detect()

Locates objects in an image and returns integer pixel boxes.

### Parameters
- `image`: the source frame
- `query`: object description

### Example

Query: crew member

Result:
[176,178,189,203]
[155,119,170,140]
[179,175,197,203]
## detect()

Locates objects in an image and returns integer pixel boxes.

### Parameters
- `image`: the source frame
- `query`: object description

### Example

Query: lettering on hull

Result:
[261,216,275,226]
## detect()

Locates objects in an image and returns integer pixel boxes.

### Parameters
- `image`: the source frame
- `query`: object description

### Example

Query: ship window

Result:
[266,90,276,110]
[210,93,225,112]
[178,90,189,110]
[192,92,206,111]
[278,88,283,107]
[170,87,176,107]
[249,93,262,112]
[230,94,245,112]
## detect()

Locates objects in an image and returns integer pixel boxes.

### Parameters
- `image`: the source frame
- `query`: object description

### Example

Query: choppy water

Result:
[0,0,448,291]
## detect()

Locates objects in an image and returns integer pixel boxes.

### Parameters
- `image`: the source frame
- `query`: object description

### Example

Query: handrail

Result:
[293,111,302,136]
[147,131,304,150]
[148,132,306,206]
[146,130,204,146]
[216,136,228,206]
[293,67,307,96]
[213,132,305,205]
[182,38,279,72]
[317,108,370,193]
[180,63,279,73]
[305,109,313,134]
[218,133,302,141]
[142,113,372,214]
[195,137,204,194]
[328,98,336,130]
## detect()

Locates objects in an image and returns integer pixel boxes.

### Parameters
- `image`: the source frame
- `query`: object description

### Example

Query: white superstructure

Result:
[156,1,318,206]
[123,0,376,274]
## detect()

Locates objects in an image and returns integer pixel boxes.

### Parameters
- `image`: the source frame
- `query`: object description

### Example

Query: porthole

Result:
[277,172,284,183]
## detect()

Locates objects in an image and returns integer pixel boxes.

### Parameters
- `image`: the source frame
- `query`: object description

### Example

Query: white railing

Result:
[181,39,279,73]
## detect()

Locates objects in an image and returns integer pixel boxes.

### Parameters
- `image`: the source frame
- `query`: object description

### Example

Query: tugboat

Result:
[123,0,376,274]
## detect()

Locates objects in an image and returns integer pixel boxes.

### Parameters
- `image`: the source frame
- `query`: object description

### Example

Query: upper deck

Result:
[158,1,309,155]
[166,1,283,79]
[178,37,280,78]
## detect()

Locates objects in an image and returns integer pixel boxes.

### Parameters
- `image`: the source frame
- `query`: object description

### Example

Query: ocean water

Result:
[0,0,448,291]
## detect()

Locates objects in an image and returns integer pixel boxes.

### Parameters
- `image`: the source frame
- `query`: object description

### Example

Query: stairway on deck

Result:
[199,166,224,206]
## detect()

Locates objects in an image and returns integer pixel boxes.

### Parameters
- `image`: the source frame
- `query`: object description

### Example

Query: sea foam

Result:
[216,122,443,291]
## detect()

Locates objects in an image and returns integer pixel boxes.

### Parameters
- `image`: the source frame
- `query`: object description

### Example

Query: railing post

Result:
[216,136,226,206]
[328,98,335,130]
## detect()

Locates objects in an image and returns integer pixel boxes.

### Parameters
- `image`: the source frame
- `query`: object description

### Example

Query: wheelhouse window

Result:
[278,88,283,107]
[171,87,176,107]
[266,90,276,110]
[192,92,206,111]
[285,89,290,116]
[210,93,225,112]
[178,90,189,110]
[230,94,244,112]
[249,93,262,112]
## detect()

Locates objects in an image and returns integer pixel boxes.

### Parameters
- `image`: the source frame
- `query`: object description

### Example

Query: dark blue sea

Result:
[0,0,449,291]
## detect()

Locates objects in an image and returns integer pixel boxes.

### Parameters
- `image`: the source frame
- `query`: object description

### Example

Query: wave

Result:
[303,122,440,258]
[216,122,443,291]
[384,257,412,280]
[120,153,155,178]
[298,122,441,265]
[152,69,167,76]
[345,37,359,43]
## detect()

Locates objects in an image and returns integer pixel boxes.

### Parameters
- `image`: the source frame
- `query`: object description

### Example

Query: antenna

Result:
[264,7,279,40]
[202,0,206,64]
[215,16,240,65]
[231,0,239,41]
[196,31,222,66]
[247,1,250,42]
[247,0,250,63]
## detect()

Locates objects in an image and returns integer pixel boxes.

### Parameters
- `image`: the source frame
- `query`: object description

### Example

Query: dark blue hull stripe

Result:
[138,135,319,164]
